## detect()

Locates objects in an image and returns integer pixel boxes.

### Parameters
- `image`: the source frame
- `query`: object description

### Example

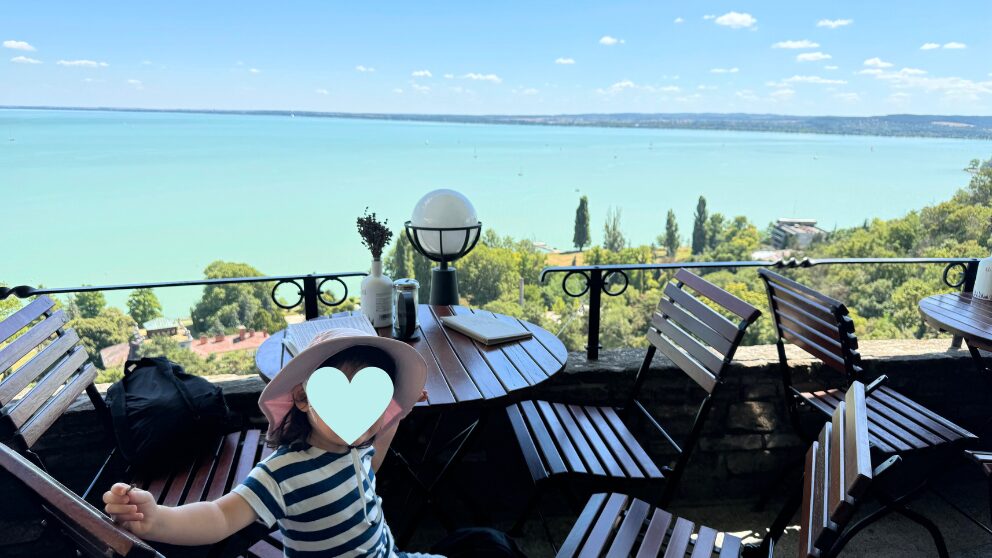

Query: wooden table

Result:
[256,304,568,405]
[919,292,992,372]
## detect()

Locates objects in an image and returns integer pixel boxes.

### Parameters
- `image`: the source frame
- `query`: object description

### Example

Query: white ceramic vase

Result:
[361,259,394,327]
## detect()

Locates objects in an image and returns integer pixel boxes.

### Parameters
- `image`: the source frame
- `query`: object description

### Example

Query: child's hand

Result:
[104,483,158,537]
[417,389,428,403]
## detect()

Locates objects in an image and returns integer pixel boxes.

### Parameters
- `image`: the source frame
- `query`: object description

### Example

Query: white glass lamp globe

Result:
[411,189,480,259]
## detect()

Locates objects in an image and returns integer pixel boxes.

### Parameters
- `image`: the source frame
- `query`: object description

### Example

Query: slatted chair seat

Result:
[558,383,890,558]
[508,270,761,534]
[0,296,270,557]
[507,401,663,484]
[758,269,977,456]
[556,492,743,558]
[799,385,974,454]
[964,450,992,524]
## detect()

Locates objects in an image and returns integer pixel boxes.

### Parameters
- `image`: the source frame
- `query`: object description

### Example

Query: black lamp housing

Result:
[404,221,482,305]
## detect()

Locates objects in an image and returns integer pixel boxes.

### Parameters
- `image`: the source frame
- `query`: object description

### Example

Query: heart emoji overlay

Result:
[305,366,395,445]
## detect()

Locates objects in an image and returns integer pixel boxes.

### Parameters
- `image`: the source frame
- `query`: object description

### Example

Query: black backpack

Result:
[106,357,231,475]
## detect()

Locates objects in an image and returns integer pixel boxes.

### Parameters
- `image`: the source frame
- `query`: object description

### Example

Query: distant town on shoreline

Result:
[4,105,992,140]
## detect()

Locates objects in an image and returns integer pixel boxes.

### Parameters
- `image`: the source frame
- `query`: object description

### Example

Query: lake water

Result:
[1,108,988,317]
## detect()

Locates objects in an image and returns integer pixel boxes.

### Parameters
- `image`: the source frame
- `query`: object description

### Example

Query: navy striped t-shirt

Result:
[233,442,396,557]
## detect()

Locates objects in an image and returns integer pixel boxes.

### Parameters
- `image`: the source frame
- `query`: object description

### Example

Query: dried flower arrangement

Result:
[356,208,393,260]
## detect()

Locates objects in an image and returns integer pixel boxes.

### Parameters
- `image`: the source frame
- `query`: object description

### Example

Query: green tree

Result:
[385,230,415,280]
[691,196,708,255]
[706,213,726,250]
[74,289,106,319]
[573,195,591,251]
[458,244,521,306]
[661,209,680,257]
[191,261,282,334]
[0,285,20,322]
[126,288,163,325]
[603,206,625,252]
[706,216,759,262]
[70,307,136,367]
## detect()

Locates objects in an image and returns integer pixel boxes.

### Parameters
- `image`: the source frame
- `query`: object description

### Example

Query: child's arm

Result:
[103,483,259,545]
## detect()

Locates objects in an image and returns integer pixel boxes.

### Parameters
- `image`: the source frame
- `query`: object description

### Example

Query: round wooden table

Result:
[255,304,568,407]
[919,292,992,371]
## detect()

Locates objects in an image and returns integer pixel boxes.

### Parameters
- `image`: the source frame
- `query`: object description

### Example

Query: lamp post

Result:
[405,189,482,305]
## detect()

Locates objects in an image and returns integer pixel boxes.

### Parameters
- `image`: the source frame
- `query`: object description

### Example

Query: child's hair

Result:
[266,344,398,448]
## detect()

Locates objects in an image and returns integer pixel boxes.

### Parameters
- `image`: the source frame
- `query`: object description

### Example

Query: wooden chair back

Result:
[757,268,862,382]
[797,381,873,558]
[0,296,103,451]
[633,269,761,504]
[0,442,162,557]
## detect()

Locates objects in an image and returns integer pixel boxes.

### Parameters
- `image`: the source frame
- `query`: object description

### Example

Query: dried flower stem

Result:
[357,208,393,260]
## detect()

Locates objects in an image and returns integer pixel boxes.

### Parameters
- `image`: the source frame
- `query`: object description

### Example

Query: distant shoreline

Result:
[3,105,992,141]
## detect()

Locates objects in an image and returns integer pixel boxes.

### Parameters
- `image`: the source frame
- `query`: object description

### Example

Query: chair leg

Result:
[988,476,992,527]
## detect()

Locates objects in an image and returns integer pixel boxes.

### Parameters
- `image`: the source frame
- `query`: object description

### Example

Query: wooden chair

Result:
[555,381,949,558]
[0,295,269,557]
[757,269,976,455]
[0,441,163,557]
[506,269,761,531]
[964,450,992,525]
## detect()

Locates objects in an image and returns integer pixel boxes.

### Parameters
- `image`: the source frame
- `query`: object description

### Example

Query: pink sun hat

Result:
[258,327,428,441]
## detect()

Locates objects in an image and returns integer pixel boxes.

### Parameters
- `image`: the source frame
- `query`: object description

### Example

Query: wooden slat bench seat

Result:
[558,383,886,558]
[0,295,269,557]
[964,450,992,525]
[757,269,976,454]
[508,270,761,532]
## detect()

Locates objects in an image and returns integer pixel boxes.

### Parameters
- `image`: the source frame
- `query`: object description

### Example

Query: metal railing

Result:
[540,257,981,359]
[0,271,368,321]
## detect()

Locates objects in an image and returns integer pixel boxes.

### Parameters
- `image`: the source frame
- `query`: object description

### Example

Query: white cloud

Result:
[710,67,739,74]
[772,39,819,49]
[3,40,36,51]
[410,82,430,92]
[249,68,261,74]
[782,75,848,85]
[825,65,839,70]
[315,88,329,95]
[520,88,539,95]
[597,80,680,95]
[659,85,681,93]
[797,52,831,62]
[393,88,403,94]
[899,67,928,75]
[703,15,716,20]
[141,60,152,65]
[676,94,701,102]
[599,35,624,46]
[770,88,796,100]
[817,19,852,29]
[920,43,941,50]
[462,72,502,83]
[697,85,718,91]
[355,65,375,73]
[555,57,575,65]
[57,59,108,67]
[714,12,757,29]
[862,66,992,101]
[736,89,758,100]
[673,17,684,24]
[943,42,967,49]
[834,92,861,102]
[412,69,432,77]
[127,79,143,90]
[863,57,893,68]
[10,56,41,64]
[600,79,636,94]
[443,73,454,79]
[858,69,884,75]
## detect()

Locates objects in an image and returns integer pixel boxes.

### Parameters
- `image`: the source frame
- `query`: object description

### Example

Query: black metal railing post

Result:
[302,275,320,320]
[587,269,603,360]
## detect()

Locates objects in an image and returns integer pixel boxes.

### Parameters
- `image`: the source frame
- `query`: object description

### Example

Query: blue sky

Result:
[2,1,990,115]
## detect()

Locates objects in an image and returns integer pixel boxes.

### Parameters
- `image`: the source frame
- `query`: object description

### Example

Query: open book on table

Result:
[440,313,533,346]
[283,315,378,357]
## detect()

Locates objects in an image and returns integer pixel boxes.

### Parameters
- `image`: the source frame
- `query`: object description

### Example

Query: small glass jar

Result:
[392,279,420,339]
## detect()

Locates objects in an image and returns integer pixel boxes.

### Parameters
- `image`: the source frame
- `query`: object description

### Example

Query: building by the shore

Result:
[771,218,827,249]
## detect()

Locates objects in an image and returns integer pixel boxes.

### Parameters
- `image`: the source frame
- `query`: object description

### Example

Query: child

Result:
[104,328,441,557]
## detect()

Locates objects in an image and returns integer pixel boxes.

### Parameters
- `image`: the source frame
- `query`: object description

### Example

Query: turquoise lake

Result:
[1,108,989,317]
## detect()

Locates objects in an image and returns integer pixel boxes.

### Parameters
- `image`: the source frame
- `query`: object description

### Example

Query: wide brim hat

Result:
[259,327,428,442]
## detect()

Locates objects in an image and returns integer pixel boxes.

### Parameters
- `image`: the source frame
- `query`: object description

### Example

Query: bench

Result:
[0,295,269,557]
[506,269,761,533]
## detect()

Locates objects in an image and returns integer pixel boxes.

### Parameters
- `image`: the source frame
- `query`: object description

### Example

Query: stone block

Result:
[727,401,781,432]
[699,434,764,452]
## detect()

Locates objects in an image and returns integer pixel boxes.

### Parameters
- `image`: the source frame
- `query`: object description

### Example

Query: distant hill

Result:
[4,106,992,140]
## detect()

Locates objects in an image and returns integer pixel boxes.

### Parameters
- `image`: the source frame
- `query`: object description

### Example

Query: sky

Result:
[2,1,991,116]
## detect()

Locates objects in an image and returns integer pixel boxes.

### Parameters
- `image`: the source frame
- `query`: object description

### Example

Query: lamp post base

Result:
[430,267,460,305]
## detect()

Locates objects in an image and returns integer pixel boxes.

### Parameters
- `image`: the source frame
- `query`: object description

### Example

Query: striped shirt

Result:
[233,442,396,557]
